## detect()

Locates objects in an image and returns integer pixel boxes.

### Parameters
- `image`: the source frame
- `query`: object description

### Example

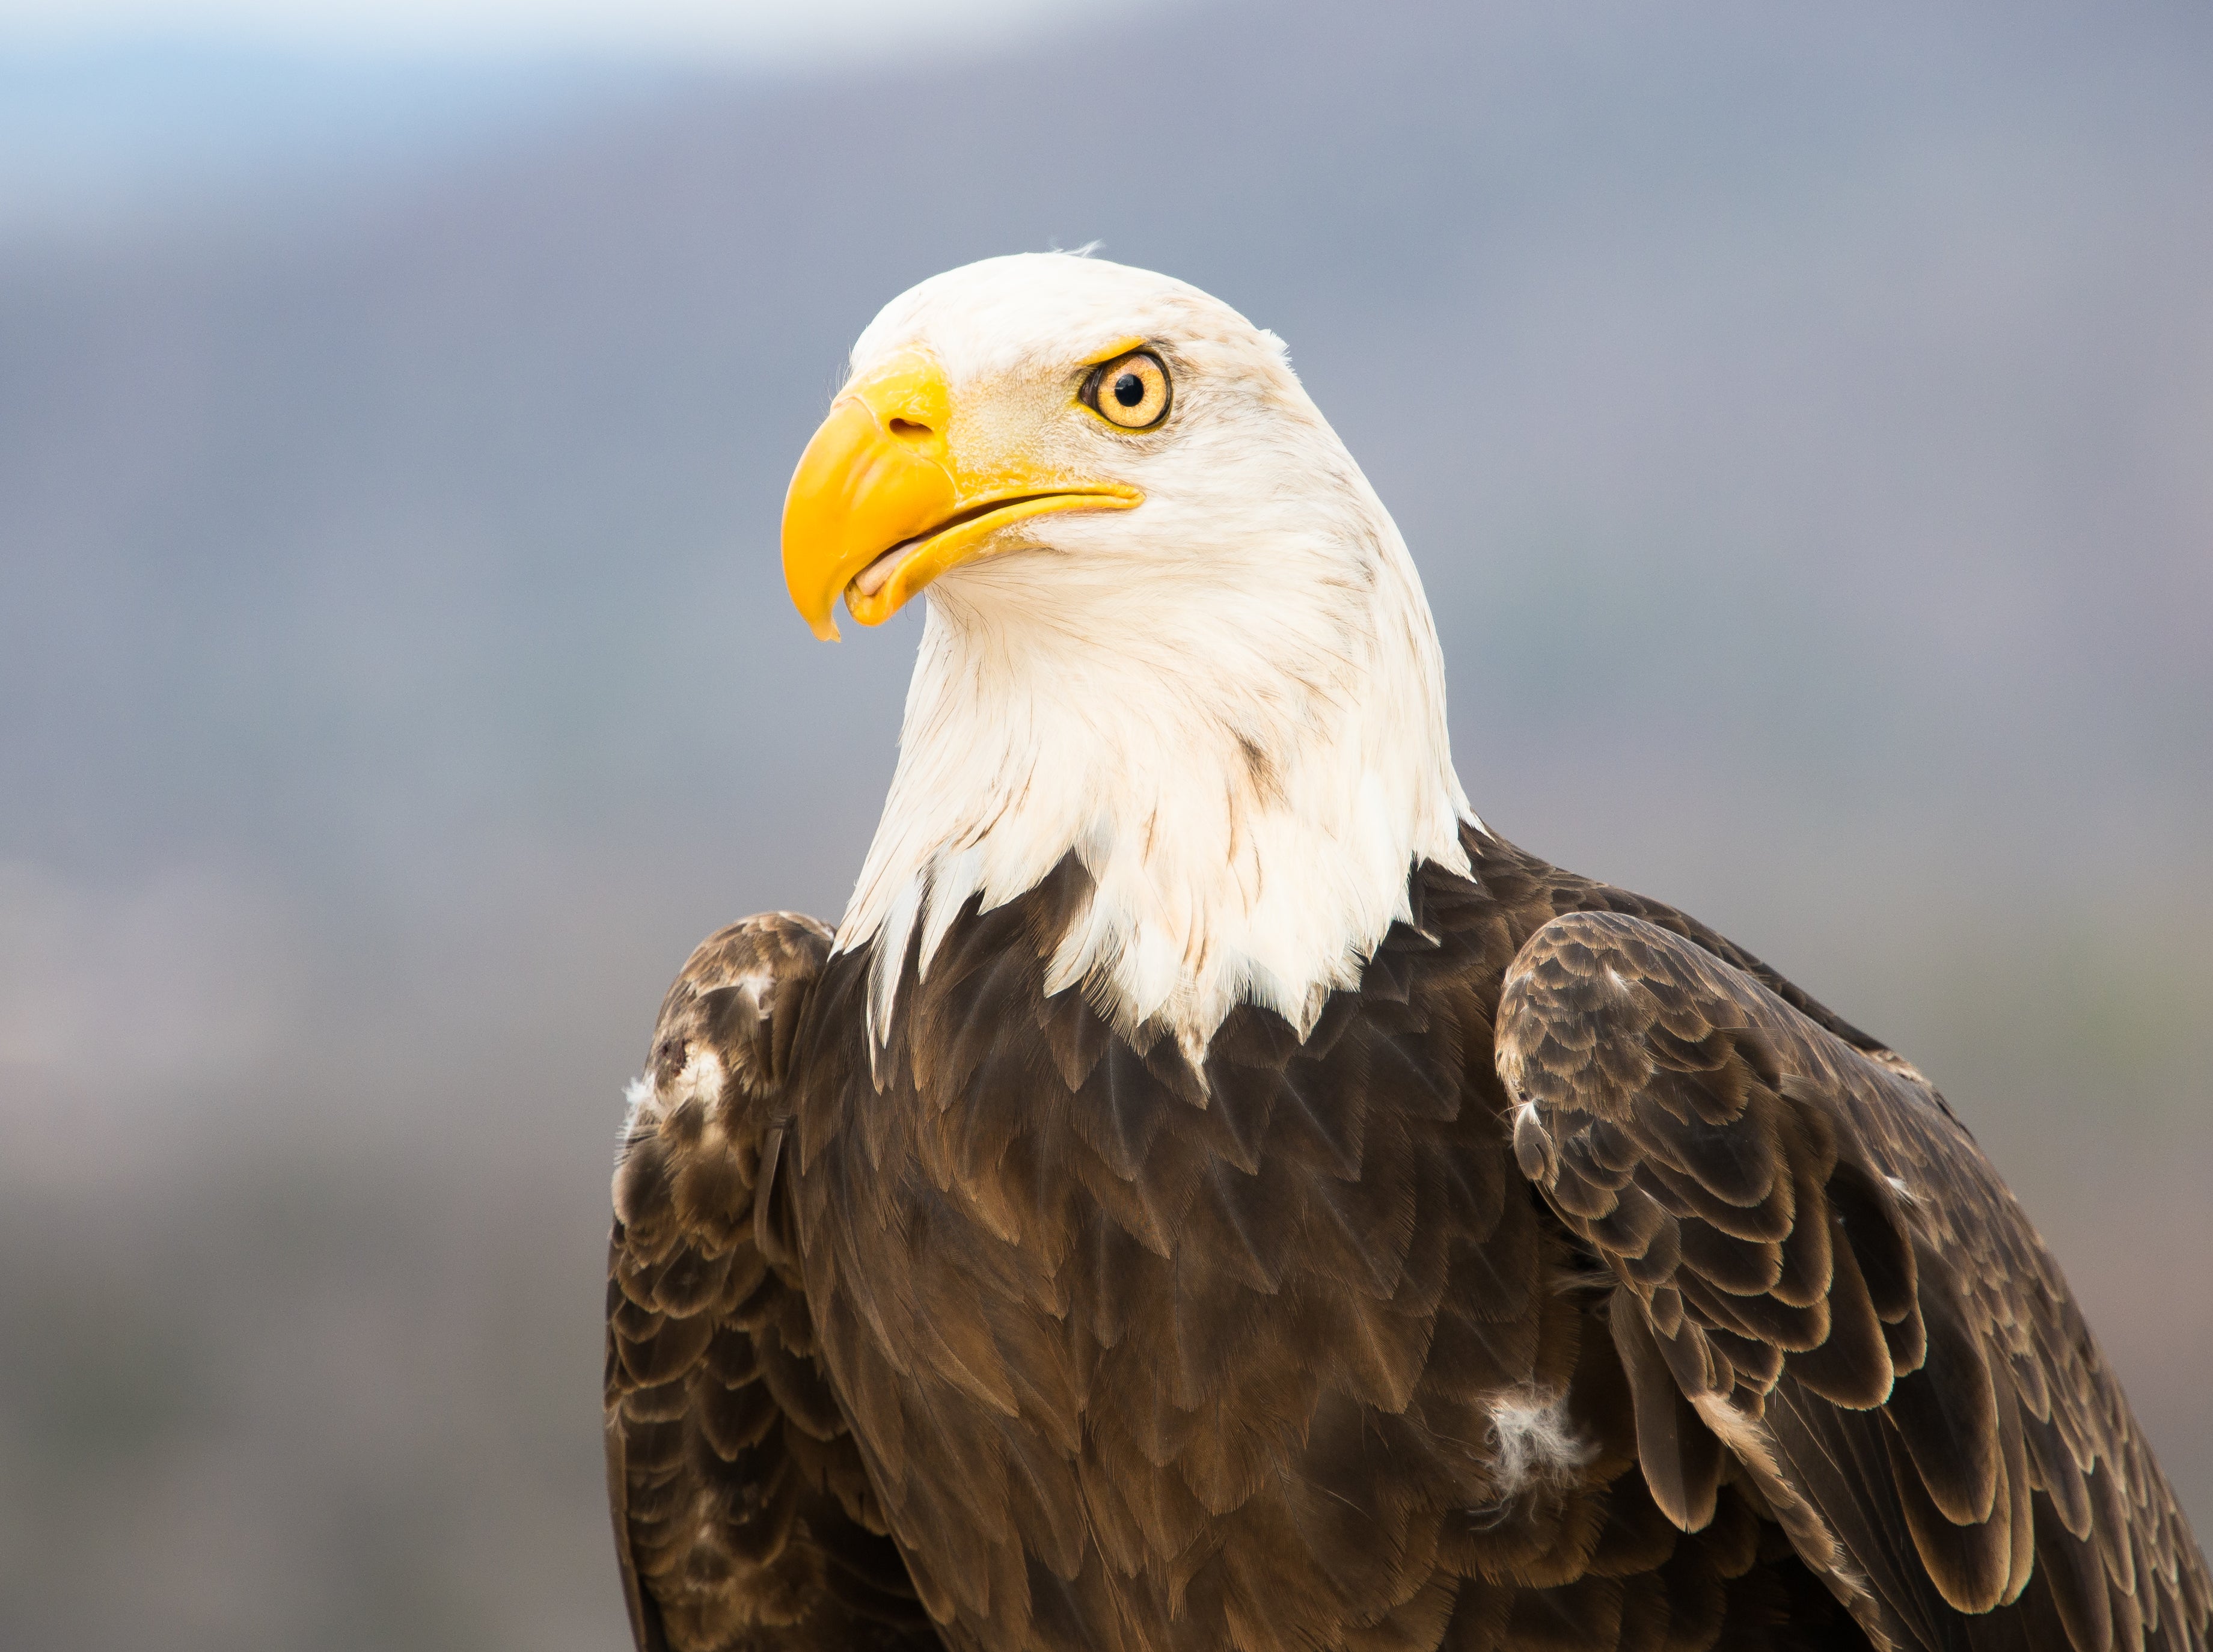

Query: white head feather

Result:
[833,253,1475,1062]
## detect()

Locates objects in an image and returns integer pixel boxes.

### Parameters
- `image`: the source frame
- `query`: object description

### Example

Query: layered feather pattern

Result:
[1498,910,2209,1652]
[607,913,935,1652]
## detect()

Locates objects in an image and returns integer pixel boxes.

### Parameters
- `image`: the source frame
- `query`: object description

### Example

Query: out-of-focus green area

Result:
[1,2,2208,1646]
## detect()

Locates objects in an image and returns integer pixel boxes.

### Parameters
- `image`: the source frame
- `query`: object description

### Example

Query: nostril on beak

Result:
[887,418,931,439]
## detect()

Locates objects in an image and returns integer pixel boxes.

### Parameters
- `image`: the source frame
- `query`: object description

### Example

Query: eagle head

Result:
[780,254,1472,1053]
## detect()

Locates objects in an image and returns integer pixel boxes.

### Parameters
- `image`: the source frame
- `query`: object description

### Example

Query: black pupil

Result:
[1113,371,1146,409]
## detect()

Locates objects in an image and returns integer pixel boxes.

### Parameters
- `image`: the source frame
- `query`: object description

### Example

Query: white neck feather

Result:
[835,470,1475,1066]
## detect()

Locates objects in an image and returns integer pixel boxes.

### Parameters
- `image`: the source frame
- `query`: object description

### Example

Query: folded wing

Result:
[1498,910,2209,1652]
[607,913,935,1652]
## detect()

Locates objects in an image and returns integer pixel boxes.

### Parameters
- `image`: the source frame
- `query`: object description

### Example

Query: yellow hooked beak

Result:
[780,348,1142,639]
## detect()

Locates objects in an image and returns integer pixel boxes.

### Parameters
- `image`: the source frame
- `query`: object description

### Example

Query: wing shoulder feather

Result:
[607,911,935,1652]
[1496,908,2209,1652]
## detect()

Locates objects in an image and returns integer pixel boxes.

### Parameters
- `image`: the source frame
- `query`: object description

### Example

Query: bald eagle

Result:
[604,255,2209,1652]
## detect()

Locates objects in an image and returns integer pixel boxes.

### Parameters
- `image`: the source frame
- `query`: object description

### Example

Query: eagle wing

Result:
[606,913,936,1652]
[1496,910,2209,1652]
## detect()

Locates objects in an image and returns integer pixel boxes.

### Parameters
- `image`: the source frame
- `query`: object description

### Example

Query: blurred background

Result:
[2,0,2209,1644]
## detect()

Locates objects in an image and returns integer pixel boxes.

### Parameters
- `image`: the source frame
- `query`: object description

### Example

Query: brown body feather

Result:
[607,833,2209,1652]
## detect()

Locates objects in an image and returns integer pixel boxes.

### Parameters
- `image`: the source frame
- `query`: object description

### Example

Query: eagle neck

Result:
[834,512,1474,1065]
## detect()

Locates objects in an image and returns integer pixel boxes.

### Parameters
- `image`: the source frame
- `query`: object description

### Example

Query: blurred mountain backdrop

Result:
[1,1,2208,1646]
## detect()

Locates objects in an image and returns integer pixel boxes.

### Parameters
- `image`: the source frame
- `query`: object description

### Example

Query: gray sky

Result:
[0,0,1120,58]
[0,0,1164,240]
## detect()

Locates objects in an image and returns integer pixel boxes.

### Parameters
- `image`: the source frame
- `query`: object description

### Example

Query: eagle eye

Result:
[1082,350,1171,430]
